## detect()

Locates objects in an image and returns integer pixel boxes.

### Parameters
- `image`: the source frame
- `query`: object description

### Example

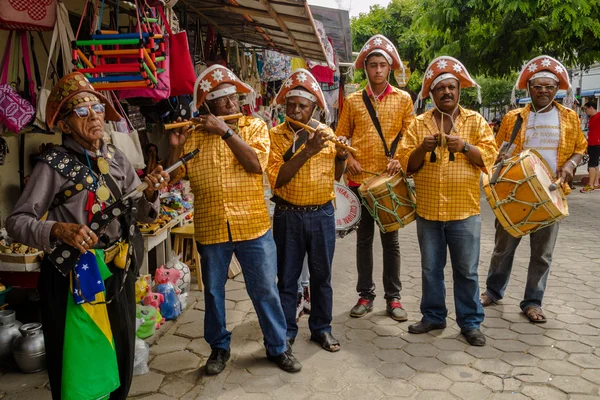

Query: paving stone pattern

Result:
[1,191,599,399]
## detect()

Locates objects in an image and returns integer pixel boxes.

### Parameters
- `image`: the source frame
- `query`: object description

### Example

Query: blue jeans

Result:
[416,215,484,331]
[273,202,336,340]
[197,230,287,357]
[485,219,559,311]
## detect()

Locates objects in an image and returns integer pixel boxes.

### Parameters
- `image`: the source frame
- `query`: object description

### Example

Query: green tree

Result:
[416,0,600,76]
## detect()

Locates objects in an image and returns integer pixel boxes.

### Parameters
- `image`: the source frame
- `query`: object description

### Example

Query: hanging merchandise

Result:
[312,20,336,70]
[108,95,146,169]
[0,32,36,134]
[260,50,291,82]
[72,0,170,99]
[157,6,196,96]
[0,137,8,165]
[0,0,57,31]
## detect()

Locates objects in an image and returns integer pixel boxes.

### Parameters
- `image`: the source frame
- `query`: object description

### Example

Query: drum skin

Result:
[334,183,361,238]
[358,170,416,233]
[483,149,568,238]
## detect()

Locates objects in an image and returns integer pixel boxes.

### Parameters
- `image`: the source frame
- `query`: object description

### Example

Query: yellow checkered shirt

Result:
[180,116,272,245]
[267,122,336,206]
[496,102,587,195]
[398,107,499,221]
[335,87,415,184]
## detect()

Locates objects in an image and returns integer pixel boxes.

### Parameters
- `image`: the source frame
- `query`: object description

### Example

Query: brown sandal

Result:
[480,293,495,307]
[523,306,547,323]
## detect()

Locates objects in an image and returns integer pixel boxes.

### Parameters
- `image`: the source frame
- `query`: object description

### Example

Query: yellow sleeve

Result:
[401,94,416,135]
[495,113,513,148]
[247,119,271,172]
[475,115,499,175]
[572,115,588,155]
[335,98,353,139]
[398,119,421,174]
[266,130,286,189]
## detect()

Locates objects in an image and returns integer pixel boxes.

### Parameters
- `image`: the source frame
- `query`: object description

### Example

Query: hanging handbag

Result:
[34,21,59,130]
[157,6,195,96]
[0,0,57,31]
[0,32,35,134]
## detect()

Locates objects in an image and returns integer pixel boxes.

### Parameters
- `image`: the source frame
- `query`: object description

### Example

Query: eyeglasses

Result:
[210,93,239,107]
[72,103,106,118]
[530,85,557,92]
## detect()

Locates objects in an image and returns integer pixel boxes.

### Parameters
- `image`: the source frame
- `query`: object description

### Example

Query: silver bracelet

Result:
[569,160,578,169]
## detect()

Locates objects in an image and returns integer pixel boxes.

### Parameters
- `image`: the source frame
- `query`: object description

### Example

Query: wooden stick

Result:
[548,177,562,191]
[285,116,359,155]
[163,113,243,130]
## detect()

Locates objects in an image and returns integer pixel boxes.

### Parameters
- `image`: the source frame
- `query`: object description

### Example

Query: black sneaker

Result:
[267,350,302,373]
[205,348,230,375]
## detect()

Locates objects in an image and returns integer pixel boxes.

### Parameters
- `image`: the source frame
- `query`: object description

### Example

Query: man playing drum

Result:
[336,35,415,321]
[267,69,349,353]
[482,56,587,323]
[165,65,302,374]
[398,57,498,346]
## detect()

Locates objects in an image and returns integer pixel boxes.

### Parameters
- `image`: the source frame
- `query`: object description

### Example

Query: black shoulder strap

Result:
[361,89,402,158]
[282,120,320,162]
[38,149,96,192]
[508,114,523,148]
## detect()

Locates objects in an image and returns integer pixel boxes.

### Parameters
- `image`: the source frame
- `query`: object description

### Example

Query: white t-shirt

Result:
[523,107,560,174]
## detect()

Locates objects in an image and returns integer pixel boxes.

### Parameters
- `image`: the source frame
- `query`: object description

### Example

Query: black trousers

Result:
[351,186,402,300]
[38,257,136,400]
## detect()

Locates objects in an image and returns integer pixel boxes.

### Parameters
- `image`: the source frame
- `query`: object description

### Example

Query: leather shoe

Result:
[350,297,374,318]
[205,348,230,375]
[408,320,446,334]
[462,329,486,346]
[267,350,302,373]
[386,299,408,321]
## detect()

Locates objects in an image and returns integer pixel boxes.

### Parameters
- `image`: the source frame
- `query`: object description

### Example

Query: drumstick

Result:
[361,169,380,176]
[285,116,359,155]
[163,113,243,130]
[548,177,562,191]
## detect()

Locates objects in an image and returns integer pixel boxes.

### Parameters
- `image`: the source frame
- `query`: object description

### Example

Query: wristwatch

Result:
[221,128,235,140]
[461,142,471,154]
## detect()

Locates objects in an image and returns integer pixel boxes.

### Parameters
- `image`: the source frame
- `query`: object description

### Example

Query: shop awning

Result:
[180,0,330,63]
[309,4,352,62]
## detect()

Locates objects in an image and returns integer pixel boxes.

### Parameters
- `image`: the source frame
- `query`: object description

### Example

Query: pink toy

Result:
[143,290,164,309]
[154,265,182,293]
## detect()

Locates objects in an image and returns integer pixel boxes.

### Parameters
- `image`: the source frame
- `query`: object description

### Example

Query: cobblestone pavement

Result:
[1,190,599,400]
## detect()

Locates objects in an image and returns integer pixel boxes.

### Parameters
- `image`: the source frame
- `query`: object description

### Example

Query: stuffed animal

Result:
[143,289,164,309]
[154,265,181,288]
[135,276,150,304]
[136,305,161,338]
[154,283,181,320]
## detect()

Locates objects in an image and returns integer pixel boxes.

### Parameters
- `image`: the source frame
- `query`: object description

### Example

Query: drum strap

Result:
[282,119,320,162]
[362,90,402,159]
[490,115,523,184]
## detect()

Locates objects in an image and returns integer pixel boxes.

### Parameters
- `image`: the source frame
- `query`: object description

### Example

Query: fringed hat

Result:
[193,64,254,110]
[46,72,120,129]
[414,56,480,110]
[512,55,573,106]
[354,35,404,73]
[274,68,329,119]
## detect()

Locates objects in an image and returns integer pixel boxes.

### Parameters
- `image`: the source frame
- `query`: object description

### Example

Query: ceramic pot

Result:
[12,323,46,373]
[0,310,22,364]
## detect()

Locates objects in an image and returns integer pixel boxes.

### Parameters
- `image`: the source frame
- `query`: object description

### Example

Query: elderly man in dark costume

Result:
[7,72,169,400]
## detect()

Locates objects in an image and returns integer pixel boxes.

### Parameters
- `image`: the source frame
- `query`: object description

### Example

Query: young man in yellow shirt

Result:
[268,69,349,353]
[166,65,301,375]
[398,56,498,346]
[335,35,415,321]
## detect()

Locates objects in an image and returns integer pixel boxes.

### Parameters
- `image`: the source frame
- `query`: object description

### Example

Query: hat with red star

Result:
[512,55,573,106]
[354,34,403,72]
[274,68,327,112]
[418,56,480,101]
[193,65,253,110]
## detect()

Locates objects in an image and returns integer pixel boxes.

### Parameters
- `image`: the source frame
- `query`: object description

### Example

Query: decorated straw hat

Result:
[46,72,120,129]
[354,34,403,71]
[512,55,573,105]
[193,64,253,110]
[418,56,480,102]
[274,69,327,111]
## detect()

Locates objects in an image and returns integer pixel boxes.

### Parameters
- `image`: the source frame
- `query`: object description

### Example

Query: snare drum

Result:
[482,149,568,238]
[358,170,416,233]
[334,182,361,238]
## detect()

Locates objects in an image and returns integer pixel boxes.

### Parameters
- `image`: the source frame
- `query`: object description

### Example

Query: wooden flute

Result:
[284,116,358,155]
[163,113,243,131]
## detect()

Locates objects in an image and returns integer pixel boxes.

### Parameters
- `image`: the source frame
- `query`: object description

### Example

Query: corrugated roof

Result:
[180,0,329,63]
